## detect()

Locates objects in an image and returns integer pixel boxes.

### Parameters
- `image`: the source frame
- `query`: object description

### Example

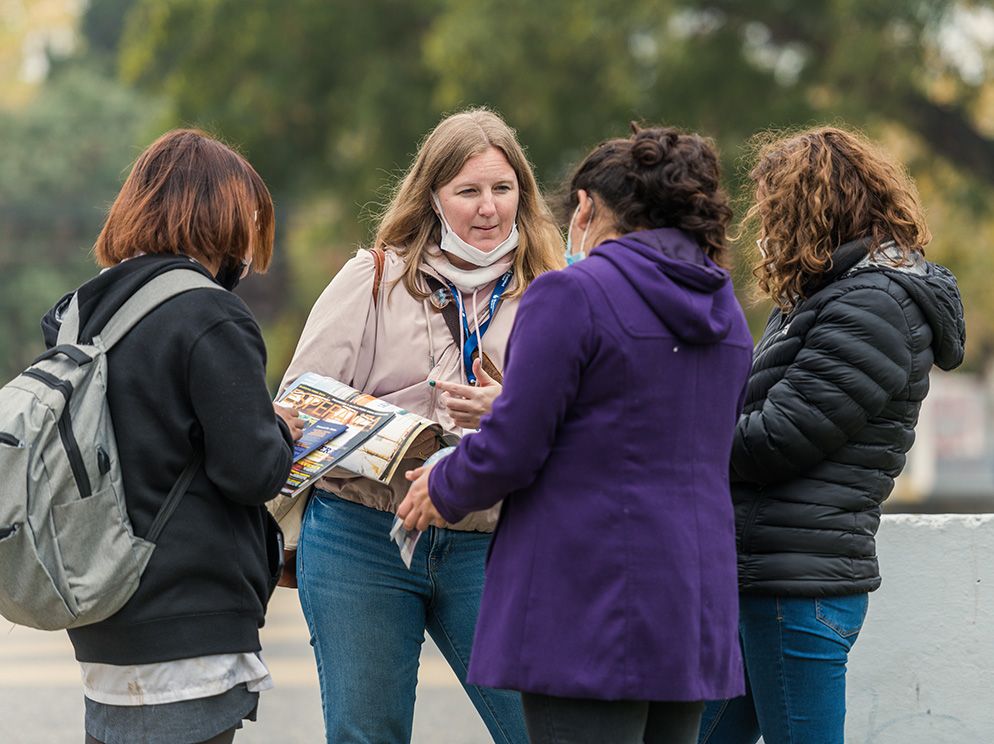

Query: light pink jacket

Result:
[280,247,520,532]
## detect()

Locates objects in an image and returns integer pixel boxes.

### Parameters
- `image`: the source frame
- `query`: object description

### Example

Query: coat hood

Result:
[588,228,737,344]
[843,242,966,371]
[41,254,216,347]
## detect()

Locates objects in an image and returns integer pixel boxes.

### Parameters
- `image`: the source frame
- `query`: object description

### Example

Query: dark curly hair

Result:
[563,124,732,266]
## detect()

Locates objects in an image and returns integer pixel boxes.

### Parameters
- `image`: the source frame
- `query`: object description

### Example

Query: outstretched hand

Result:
[397,464,446,532]
[435,357,501,429]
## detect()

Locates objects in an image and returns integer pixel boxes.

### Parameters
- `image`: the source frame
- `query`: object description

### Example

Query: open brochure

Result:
[275,372,449,498]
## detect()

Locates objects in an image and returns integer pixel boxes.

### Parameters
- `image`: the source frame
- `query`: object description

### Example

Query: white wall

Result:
[845,514,994,742]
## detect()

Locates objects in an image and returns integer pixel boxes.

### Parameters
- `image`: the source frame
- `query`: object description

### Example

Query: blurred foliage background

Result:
[2,0,993,390]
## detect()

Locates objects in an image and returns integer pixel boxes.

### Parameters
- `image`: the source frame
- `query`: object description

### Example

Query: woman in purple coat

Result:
[399,125,751,743]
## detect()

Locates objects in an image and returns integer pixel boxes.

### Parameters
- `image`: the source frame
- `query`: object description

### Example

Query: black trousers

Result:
[522,693,704,744]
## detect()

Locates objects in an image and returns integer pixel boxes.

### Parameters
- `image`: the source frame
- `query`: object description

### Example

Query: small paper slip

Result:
[389,516,422,569]
[292,420,348,462]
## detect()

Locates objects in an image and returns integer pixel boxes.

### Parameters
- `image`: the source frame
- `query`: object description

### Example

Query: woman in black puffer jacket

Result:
[699,127,965,744]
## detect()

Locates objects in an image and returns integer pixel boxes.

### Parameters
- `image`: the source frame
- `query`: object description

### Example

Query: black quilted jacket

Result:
[732,238,965,597]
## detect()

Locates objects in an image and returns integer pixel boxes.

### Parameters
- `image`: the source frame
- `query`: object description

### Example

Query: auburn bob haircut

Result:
[94,129,275,273]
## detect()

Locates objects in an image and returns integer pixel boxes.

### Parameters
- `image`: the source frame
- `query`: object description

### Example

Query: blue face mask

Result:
[564,238,584,266]
[564,203,591,266]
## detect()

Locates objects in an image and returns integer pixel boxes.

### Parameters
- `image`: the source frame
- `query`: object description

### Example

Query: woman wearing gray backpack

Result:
[39,129,299,744]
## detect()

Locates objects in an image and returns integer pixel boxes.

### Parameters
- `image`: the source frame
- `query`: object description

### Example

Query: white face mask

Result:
[432,193,519,267]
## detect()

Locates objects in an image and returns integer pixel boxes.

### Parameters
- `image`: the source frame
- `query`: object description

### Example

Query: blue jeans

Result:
[297,490,527,744]
[698,593,869,744]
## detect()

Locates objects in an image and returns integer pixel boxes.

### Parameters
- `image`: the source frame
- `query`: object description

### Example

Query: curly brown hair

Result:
[564,124,732,266]
[745,126,930,309]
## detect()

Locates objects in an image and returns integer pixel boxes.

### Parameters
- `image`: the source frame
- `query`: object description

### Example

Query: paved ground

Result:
[0,589,493,743]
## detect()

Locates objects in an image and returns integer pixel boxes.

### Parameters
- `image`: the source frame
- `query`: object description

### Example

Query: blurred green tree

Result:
[120,0,444,199]
[120,0,994,190]
[0,64,160,382]
[80,0,137,56]
[117,0,994,367]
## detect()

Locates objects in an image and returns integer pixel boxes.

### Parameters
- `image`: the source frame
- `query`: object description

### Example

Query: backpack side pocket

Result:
[52,486,154,628]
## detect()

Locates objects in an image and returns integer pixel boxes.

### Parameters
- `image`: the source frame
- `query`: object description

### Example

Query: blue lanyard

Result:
[447,271,513,384]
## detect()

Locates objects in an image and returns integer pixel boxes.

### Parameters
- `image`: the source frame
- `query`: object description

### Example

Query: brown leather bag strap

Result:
[370,246,386,307]
[422,274,463,348]
[477,352,503,384]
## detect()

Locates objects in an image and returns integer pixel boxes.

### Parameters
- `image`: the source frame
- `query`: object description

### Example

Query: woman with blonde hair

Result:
[280,108,562,743]
[698,126,965,743]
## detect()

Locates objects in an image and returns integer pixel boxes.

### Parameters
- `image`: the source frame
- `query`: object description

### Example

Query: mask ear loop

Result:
[567,206,580,252]
[579,201,594,257]
[431,192,451,238]
[566,199,594,265]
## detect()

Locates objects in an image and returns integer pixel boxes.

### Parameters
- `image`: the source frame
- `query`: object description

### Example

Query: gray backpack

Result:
[0,268,221,630]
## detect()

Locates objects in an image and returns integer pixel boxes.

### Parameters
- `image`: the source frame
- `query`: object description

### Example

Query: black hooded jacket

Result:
[732,239,966,597]
[41,254,293,664]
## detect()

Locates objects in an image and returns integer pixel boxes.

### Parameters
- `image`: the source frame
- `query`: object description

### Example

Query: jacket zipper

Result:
[21,368,93,499]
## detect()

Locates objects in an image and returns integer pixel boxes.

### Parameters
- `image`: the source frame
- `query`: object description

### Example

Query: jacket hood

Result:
[41,254,216,347]
[588,227,736,344]
[845,244,966,371]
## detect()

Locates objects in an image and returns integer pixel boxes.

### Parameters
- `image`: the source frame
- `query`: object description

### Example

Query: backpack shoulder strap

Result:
[96,269,223,351]
[56,294,82,346]
[145,453,204,544]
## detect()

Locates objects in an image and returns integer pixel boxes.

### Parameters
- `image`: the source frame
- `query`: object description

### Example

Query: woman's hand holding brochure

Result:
[392,446,456,568]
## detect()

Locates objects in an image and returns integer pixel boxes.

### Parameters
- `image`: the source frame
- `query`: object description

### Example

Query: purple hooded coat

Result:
[428,228,752,701]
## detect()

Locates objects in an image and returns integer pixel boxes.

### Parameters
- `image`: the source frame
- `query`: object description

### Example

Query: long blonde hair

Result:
[745,126,930,309]
[374,108,564,298]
